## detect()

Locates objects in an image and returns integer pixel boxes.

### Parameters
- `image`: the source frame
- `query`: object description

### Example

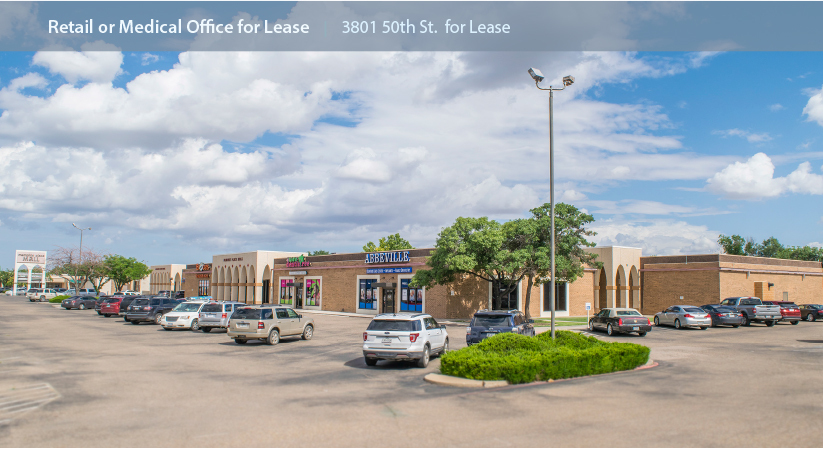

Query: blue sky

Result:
[1,50,822,268]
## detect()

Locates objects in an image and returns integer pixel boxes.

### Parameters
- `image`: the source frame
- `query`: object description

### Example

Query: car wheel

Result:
[766,320,776,327]
[163,327,172,331]
[301,324,314,340]
[154,313,163,325]
[441,337,449,354]
[235,339,247,344]
[29,298,34,302]
[79,304,86,310]
[653,316,660,326]
[588,320,594,331]
[416,345,430,368]
[365,357,378,366]
[638,331,647,337]
[791,321,799,325]
[202,327,212,333]
[124,316,130,322]
[131,320,140,325]
[741,315,750,326]
[96,311,101,315]
[806,314,815,322]
[190,319,200,332]
[267,329,280,345]
[700,327,708,330]
[104,314,110,317]
[40,296,45,301]
[674,319,681,329]
[606,324,615,336]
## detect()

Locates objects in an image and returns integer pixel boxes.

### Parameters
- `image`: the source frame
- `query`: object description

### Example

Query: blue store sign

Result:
[366,267,412,274]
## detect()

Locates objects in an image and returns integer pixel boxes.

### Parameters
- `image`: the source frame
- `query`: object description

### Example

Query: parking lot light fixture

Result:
[72,223,91,291]
[528,69,574,340]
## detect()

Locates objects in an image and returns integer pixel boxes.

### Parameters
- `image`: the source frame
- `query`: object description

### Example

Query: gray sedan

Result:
[654,305,712,330]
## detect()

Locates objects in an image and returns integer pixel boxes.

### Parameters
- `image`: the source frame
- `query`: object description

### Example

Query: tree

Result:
[102,255,152,292]
[308,250,330,256]
[363,233,415,252]
[758,236,784,258]
[718,234,747,256]
[410,217,528,310]
[49,246,108,294]
[504,203,601,320]
[0,267,13,287]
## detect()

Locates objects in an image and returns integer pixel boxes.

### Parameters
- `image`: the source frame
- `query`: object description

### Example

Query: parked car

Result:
[161,300,210,331]
[799,304,823,322]
[124,296,180,324]
[654,305,712,329]
[101,295,142,317]
[227,305,315,345]
[15,288,27,296]
[198,301,244,332]
[173,291,186,299]
[362,313,448,368]
[719,297,782,326]
[700,305,745,328]
[762,301,801,325]
[61,296,99,310]
[588,308,651,336]
[119,291,139,296]
[466,309,535,345]
[54,288,67,293]
[157,290,171,297]
[27,288,58,302]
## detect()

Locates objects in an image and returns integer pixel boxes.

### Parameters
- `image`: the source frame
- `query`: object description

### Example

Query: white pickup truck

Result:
[720,296,782,326]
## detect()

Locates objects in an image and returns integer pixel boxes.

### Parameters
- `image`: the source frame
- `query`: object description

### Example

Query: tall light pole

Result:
[72,223,91,292]
[528,68,574,340]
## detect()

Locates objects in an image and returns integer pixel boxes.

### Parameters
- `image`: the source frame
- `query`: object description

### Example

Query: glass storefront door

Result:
[382,289,395,313]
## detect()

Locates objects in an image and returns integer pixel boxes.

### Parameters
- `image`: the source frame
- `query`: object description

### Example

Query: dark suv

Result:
[466,309,535,345]
[125,296,180,324]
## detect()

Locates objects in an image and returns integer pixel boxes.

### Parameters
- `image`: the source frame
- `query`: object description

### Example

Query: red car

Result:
[763,301,801,325]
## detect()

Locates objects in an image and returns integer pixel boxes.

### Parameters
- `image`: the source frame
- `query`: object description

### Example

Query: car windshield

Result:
[232,308,262,320]
[367,319,422,332]
[683,307,705,313]
[104,298,119,303]
[615,310,642,316]
[132,299,149,306]
[471,315,512,327]
[202,304,222,312]
[173,303,202,312]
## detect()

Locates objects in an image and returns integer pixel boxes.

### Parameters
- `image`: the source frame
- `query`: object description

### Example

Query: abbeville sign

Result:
[365,251,410,264]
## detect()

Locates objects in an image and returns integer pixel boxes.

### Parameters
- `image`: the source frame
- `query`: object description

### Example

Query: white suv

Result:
[161,300,209,331]
[27,288,58,302]
[362,313,449,368]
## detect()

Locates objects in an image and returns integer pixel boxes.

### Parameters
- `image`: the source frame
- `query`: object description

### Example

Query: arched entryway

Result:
[615,265,626,308]
[598,269,607,310]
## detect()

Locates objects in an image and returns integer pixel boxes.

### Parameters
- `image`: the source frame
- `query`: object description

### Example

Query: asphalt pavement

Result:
[1,296,822,447]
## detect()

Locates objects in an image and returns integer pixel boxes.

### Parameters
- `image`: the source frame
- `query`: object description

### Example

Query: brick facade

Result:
[268,249,599,320]
[641,254,823,313]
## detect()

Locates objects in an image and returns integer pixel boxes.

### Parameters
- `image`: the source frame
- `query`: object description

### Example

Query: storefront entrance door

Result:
[295,285,303,308]
[262,280,270,304]
[382,289,395,313]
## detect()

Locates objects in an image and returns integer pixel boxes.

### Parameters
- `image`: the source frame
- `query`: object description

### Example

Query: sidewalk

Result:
[294,308,468,326]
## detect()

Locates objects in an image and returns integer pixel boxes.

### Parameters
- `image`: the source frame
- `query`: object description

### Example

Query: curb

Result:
[423,358,656,389]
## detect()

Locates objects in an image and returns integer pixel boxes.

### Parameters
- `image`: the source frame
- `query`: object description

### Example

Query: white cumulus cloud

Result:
[706,152,823,199]
[591,219,720,256]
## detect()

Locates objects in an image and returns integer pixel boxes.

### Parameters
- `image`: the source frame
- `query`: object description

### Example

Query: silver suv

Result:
[227,306,315,345]
[362,313,449,368]
[198,301,245,332]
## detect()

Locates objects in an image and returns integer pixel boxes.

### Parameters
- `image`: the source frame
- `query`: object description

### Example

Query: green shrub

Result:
[49,295,71,303]
[441,330,650,384]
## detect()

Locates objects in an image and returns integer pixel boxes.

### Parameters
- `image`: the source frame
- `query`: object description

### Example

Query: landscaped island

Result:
[440,331,650,384]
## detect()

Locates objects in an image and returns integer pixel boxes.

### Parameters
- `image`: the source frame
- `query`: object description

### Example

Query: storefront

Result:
[149,264,186,294]
[181,263,213,297]
[210,250,305,304]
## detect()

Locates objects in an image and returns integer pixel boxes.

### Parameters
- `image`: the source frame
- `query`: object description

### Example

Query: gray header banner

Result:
[1,1,822,51]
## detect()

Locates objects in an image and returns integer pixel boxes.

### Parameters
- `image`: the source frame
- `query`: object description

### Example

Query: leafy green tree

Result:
[363,233,415,252]
[757,237,784,258]
[0,267,13,287]
[507,203,601,320]
[718,234,747,256]
[103,255,152,292]
[308,250,330,256]
[411,217,528,310]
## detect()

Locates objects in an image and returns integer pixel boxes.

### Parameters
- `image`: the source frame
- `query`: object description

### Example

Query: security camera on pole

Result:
[528,68,574,340]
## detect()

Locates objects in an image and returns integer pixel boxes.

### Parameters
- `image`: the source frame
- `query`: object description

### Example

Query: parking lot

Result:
[2,296,822,447]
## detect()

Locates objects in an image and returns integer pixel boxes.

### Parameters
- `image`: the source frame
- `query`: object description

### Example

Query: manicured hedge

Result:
[440,330,650,384]
[49,295,72,303]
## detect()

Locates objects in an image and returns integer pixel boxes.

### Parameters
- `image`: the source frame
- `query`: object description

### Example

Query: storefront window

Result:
[305,279,320,307]
[400,279,423,312]
[280,279,293,305]
[359,279,378,310]
[198,280,210,296]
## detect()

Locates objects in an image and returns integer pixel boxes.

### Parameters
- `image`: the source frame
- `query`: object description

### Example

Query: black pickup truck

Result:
[125,296,181,324]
